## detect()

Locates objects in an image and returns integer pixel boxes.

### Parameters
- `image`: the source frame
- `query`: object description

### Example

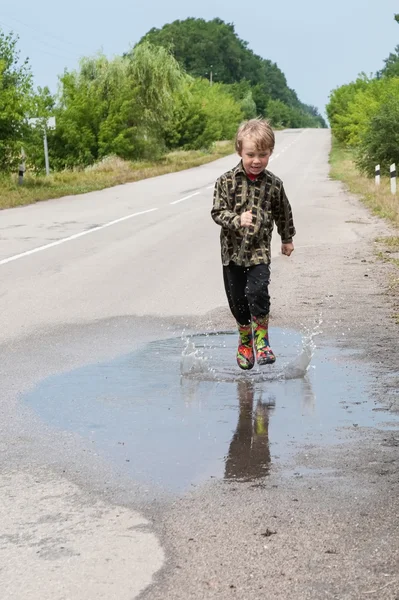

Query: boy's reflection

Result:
[224,380,275,481]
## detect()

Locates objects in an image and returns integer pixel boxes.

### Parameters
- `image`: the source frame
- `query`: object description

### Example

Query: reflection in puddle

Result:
[225,381,274,481]
[23,329,399,494]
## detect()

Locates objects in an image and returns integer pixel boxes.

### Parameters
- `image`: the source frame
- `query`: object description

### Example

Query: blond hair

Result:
[235,118,275,154]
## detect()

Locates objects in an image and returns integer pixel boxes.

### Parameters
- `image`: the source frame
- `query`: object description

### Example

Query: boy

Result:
[211,119,295,370]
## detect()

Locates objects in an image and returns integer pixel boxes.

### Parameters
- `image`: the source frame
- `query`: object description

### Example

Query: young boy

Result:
[211,119,295,370]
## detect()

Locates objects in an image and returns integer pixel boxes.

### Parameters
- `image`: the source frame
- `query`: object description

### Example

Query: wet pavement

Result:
[23,328,399,495]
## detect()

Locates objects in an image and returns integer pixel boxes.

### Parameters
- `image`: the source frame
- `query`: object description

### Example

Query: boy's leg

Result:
[246,264,276,365]
[223,263,251,324]
[223,264,255,370]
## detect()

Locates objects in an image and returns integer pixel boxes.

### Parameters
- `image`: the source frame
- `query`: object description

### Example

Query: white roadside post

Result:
[28,116,56,176]
[390,163,397,195]
[375,164,380,186]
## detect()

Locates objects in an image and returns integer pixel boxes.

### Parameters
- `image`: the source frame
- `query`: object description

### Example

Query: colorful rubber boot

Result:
[236,323,255,370]
[253,315,276,365]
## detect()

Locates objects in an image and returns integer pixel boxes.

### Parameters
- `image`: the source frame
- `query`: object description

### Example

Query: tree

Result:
[137,18,324,128]
[326,77,370,144]
[379,45,399,78]
[164,78,243,150]
[225,81,257,119]
[377,14,399,78]
[50,43,186,167]
[357,95,399,176]
[0,30,33,171]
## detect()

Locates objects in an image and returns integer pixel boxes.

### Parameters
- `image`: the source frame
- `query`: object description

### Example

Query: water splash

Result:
[282,319,322,380]
[180,321,322,383]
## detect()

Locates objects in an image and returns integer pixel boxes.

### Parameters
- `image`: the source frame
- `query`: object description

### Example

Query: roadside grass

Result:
[0,141,234,210]
[329,140,399,228]
[329,138,399,323]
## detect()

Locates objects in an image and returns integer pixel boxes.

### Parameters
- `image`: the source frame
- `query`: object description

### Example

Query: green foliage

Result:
[226,81,257,119]
[379,45,399,79]
[1,18,325,175]
[327,77,399,153]
[23,86,56,170]
[377,16,399,79]
[139,17,325,129]
[164,78,243,149]
[45,44,185,169]
[0,30,33,171]
[327,12,399,177]
[140,18,252,83]
[267,98,325,128]
[326,77,370,144]
[356,95,399,176]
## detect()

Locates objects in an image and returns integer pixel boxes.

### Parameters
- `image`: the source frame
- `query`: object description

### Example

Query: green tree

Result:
[0,30,33,171]
[379,45,399,78]
[377,14,399,78]
[165,78,243,149]
[341,78,399,147]
[266,99,292,127]
[138,18,324,128]
[50,43,185,167]
[225,81,257,119]
[326,77,370,144]
[356,95,399,176]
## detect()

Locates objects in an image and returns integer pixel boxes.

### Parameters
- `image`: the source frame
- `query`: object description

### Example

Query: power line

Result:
[0,19,86,63]
[0,11,92,56]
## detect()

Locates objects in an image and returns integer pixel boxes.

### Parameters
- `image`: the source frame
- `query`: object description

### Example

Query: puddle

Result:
[24,328,399,494]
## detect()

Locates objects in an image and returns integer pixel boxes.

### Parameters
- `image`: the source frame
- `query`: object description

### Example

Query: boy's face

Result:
[239,138,272,177]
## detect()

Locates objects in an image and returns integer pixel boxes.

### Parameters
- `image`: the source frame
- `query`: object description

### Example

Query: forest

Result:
[1,17,325,174]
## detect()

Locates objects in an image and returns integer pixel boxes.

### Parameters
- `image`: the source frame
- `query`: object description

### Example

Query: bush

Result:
[356,95,399,176]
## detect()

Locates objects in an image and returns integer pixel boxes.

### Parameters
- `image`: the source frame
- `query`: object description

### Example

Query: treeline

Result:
[139,18,326,130]
[1,18,325,174]
[326,14,399,176]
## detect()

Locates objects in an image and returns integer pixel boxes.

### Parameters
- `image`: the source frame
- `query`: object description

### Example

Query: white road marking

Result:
[2,137,304,267]
[0,208,158,266]
[170,192,200,205]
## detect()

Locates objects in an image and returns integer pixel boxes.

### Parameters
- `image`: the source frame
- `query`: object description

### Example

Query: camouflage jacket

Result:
[211,162,296,267]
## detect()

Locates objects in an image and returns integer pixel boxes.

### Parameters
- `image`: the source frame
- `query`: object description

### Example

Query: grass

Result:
[329,139,399,228]
[329,138,399,323]
[0,141,235,210]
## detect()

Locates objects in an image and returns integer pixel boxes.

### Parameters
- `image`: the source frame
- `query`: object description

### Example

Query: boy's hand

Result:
[281,242,294,257]
[240,211,253,227]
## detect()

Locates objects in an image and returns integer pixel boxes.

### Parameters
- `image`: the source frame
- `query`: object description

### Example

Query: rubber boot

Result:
[252,315,276,365]
[236,323,255,370]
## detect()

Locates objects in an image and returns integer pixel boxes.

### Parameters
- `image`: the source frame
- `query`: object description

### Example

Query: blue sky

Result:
[1,1,398,117]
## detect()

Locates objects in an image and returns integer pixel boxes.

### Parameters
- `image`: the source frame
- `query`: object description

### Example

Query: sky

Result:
[1,0,398,119]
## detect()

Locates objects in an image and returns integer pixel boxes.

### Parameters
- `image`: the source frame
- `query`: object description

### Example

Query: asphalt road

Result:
[1,129,398,599]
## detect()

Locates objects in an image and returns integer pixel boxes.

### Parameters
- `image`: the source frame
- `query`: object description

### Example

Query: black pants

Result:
[223,263,271,325]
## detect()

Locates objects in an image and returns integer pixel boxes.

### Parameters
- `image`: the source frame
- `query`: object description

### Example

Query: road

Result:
[1,129,398,599]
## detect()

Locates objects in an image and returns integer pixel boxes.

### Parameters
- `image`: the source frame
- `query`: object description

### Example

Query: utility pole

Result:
[206,65,215,86]
[43,128,50,176]
[28,116,56,176]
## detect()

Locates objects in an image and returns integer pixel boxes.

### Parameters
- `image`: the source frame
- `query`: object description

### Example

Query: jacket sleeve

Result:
[271,181,296,243]
[211,177,241,230]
